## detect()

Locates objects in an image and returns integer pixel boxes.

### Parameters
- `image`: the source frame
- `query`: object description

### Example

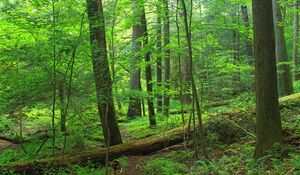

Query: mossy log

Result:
[3,93,300,174]
[169,100,231,115]
[3,127,186,174]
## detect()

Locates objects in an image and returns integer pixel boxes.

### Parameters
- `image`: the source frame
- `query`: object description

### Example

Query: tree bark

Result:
[162,0,171,116]
[232,13,241,93]
[272,0,294,96]
[293,0,300,81]
[156,0,163,113]
[141,5,156,126]
[86,0,122,146]
[252,0,283,158]
[182,55,192,104]
[58,73,66,132]
[241,5,253,65]
[127,0,143,118]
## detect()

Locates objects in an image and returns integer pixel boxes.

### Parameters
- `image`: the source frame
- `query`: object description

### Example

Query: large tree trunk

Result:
[293,0,300,81]
[156,0,163,113]
[272,0,294,96]
[252,0,283,158]
[127,0,143,118]
[141,4,156,126]
[241,5,253,65]
[162,0,171,116]
[86,0,122,146]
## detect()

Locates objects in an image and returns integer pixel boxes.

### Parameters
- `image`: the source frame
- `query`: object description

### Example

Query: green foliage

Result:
[0,149,23,166]
[0,0,299,174]
[145,158,188,175]
[63,165,111,175]
[0,115,14,132]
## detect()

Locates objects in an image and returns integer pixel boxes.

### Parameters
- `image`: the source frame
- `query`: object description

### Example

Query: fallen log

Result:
[0,135,23,144]
[3,127,186,174]
[223,93,300,116]
[3,93,300,174]
[206,100,231,108]
[169,100,231,115]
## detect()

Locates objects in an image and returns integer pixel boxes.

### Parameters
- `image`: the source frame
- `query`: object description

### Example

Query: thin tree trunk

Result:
[127,0,143,118]
[182,55,192,104]
[141,8,156,126]
[156,0,163,113]
[58,74,66,132]
[252,0,283,158]
[176,0,186,145]
[182,0,192,105]
[233,8,241,93]
[51,0,57,156]
[110,0,118,81]
[180,0,208,159]
[241,5,253,65]
[163,0,171,116]
[293,0,300,81]
[86,0,122,146]
[272,0,294,96]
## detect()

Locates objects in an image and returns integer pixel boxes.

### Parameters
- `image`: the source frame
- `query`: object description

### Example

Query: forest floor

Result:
[0,93,300,174]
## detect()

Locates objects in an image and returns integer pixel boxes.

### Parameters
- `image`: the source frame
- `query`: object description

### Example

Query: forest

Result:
[0,0,300,174]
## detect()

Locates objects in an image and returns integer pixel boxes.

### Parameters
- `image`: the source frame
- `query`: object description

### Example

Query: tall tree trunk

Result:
[127,0,143,118]
[51,0,57,156]
[241,5,253,65]
[232,29,241,93]
[182,54,192,104]
[58,73,66,132]
[233,8,241,93]
[163,0,171,116]
[293,0,300,81]
[252,0,283,158]
[156,0,163,113]
[141,8,156,126]
[182,2,192,105]
[86,0,122,146]
[176,0,186,143]
[180,0,208,159]
[272,0,294,96]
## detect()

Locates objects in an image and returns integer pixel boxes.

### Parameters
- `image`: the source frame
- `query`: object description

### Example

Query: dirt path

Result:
[123,156,147,175]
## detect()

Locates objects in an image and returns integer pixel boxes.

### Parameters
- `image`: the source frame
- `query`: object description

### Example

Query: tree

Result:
[127,0,143,118]
[156,0,163,113]
[86,0,122,146]
[162,0,171,116]
[293,0,300,81]
[182,7,192,104]
[252,0,283,158]
[241,5,253,65]
[272,0,294,96]
[180,0,208,159]
[57,72,66,132]
[141,1,156,126]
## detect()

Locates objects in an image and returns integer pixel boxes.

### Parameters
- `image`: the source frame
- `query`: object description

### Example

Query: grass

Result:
[0,92,299,174]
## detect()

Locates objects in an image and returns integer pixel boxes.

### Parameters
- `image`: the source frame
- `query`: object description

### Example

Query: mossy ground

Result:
[0,92,299,174]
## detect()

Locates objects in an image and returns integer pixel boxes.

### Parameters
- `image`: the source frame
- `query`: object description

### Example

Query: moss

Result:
[144,158,188,175]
